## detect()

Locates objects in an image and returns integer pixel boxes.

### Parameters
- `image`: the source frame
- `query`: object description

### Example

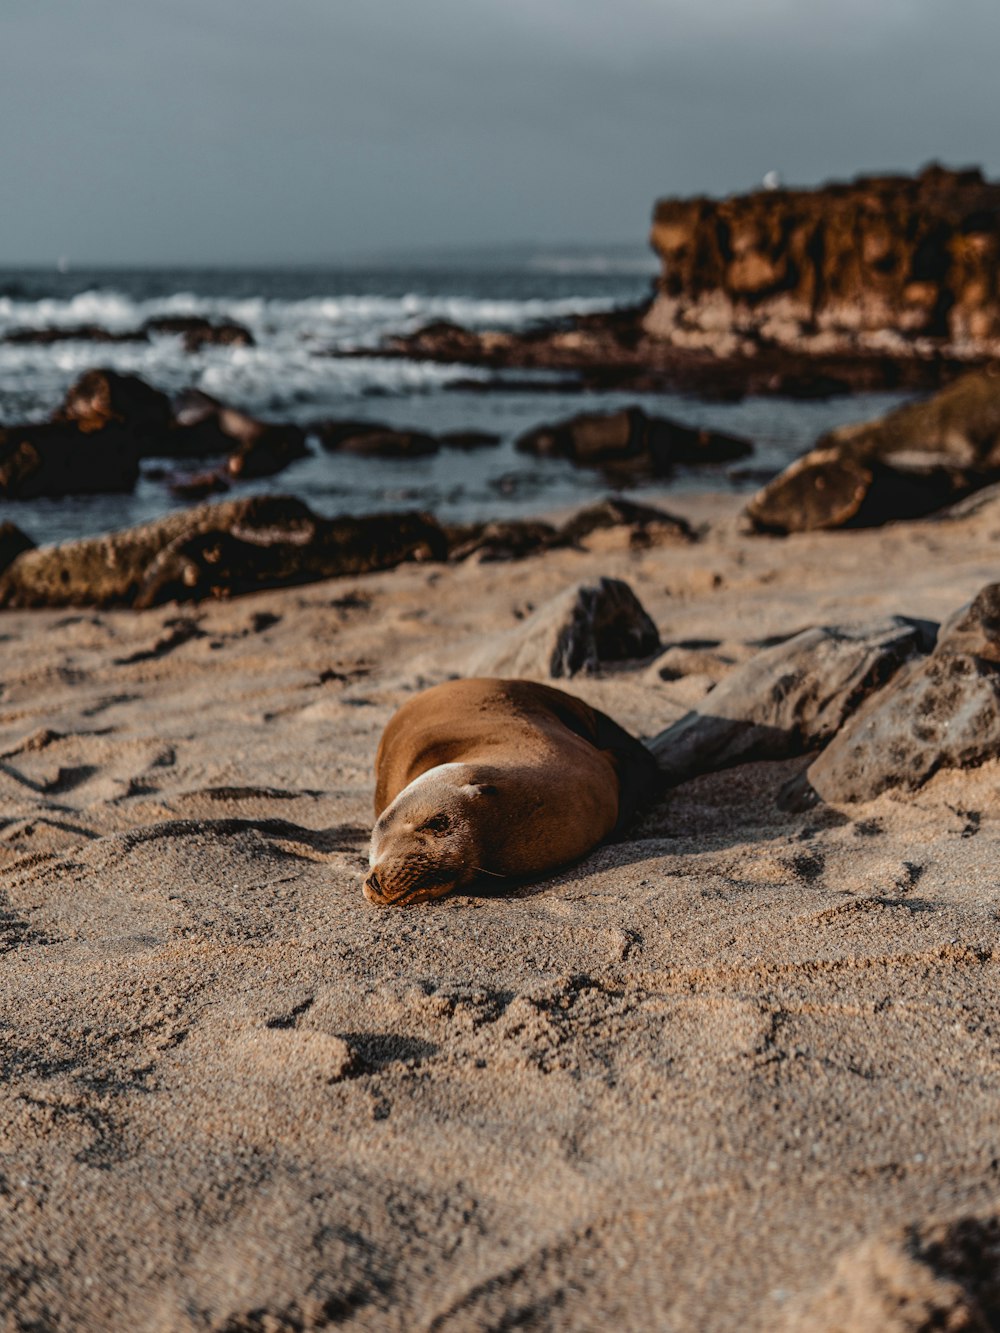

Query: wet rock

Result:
[0,496,448,609]
[311,419,439,458]
[0,422,140,497]
[0,523,35,574]
[515,406,751,475]
[467,577,660,679]
[783,583,1000,807]
[57,369,173,438]
[747,366,1000,532]
[142,316,255,351]
[165,391,309,474]
[557,496,695,548]
[225,421,309,479]
[648,618,931,784]
[136,510,447,608]
[168,469,231,500]
[439,430,501,449]
[4,324,147,345]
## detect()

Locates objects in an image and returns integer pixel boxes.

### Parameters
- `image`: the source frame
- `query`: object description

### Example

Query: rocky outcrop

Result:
[467,578,660,678]
[515,407,751,476]
[647,164,1000,357]
[312,420,439,459]
[0,497,447,610]
[746,366,1000,532]
[0,497,689,609]
[648,618,931,783]
[783,582,1000,807]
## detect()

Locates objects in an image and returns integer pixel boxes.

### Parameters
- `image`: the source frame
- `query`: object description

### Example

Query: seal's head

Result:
[364,763,494,906]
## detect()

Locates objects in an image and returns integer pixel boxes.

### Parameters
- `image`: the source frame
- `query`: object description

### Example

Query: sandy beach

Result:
[0,488,997,1329]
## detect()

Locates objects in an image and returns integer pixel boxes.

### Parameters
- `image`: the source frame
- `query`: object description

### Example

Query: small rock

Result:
[467,577,661,678]
[311,419,439,458]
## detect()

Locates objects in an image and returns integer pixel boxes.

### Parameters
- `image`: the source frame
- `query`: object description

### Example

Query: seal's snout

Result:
[363,869,386,905]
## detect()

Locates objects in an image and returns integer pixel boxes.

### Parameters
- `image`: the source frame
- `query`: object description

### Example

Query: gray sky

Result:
[2,0,999,265]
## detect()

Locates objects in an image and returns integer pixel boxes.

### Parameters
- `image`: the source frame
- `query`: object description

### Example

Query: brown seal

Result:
[364,677,658,906]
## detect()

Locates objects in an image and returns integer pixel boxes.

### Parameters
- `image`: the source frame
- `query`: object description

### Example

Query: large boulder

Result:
[56,369,173,438]
[747,366,1000,533]
[0,422,140,497]
[648,618,932,784]
[467,577,661,678]
[783,582,1000,807]
[515,406,751,475]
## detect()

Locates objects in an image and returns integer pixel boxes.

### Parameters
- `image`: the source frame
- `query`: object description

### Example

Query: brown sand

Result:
[1,492,998,1331]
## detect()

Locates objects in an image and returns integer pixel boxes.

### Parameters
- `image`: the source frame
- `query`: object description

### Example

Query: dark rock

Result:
[4,325,147,345]
[444,519,560,563]
[56,369,173,438]
[0,496,316,608]
[311,419,439,458]
[515,407,751,476]
[163,391,309,473]
[168,469,231,500]
[747,367,1000,533]
[648,618,931,784]
[142,316,255,351]
[467,577,660,678]
[782,584,1000,807]
[557,496,696,547]
[439,430,501,449]
[0,496,448,609]
[135,510,447,608]
[0,523,35,574]
[0,422,140,497]
[226,421,309,479]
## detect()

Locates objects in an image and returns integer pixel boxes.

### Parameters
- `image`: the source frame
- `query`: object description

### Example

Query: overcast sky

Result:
[2,0,998,265]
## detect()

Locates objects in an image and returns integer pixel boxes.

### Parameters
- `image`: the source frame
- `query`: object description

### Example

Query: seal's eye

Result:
[421,813,451,834]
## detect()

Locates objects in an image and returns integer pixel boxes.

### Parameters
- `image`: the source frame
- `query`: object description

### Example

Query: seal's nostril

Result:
[367,871,381,896]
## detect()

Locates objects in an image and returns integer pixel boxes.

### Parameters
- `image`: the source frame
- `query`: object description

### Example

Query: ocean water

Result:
[0,254,909,546]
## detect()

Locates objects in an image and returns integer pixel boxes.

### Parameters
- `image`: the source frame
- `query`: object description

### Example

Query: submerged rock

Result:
[515,406,751,476]
[142,316,255,351]
[783,582,1000,807]
[747,366,1000,533]
[311,419,439,458]
[467,577,661,679]
[648,618,932,784]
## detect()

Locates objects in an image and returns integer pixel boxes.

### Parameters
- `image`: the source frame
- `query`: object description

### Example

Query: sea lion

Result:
[364,677,658,906]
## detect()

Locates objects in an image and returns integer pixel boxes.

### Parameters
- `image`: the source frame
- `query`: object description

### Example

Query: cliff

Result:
[645,164,1000,357]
